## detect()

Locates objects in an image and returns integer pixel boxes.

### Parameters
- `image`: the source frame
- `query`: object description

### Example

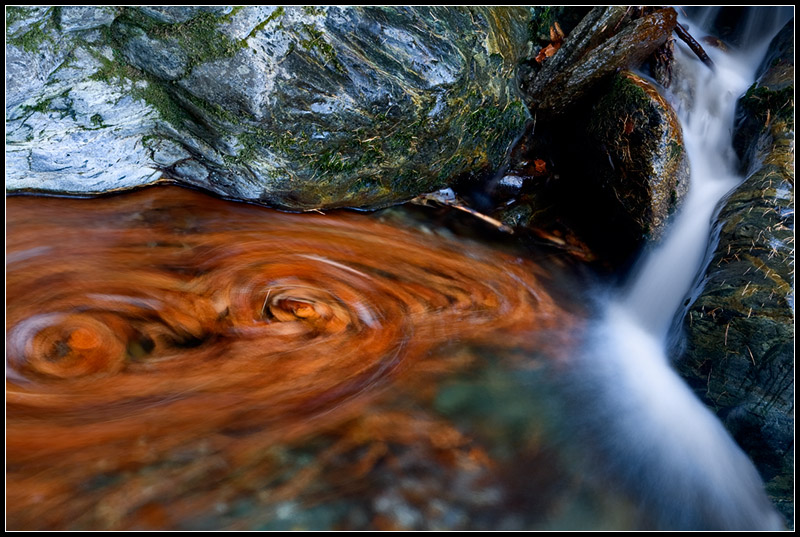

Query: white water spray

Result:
[561,9,791,530]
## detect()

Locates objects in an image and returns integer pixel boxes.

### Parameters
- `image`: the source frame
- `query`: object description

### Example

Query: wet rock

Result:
[494,69,689,269]
[59,7,118,33]
[136,6,233,25]
[671,19,794,525]
[6,6,532,211]
[118,24,188,81]
[522,7,678,115]
[587,71,690,240]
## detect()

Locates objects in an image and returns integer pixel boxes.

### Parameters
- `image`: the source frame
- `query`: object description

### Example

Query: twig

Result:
[674,23,715,70]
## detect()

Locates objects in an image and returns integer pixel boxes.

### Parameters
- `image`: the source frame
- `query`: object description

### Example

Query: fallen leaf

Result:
[623,117,635,135]
[536,23,564,63]
[534,159,547,174]
[550,21,565,43]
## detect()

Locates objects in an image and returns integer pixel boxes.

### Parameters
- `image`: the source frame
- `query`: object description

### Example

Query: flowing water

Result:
[5,7,792,531]
[6,187,583,531]
[567,6,791,530]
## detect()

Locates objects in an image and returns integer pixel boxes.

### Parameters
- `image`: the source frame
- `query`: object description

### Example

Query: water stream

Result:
[620,7,791,339]
[564,7,791,530]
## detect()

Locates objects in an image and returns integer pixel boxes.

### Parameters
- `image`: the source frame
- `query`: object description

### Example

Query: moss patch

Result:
[247,6,285,38]
[115,8,245,70]
[296,23,346,74]
[7,7,57,52]
[740,83,794,128]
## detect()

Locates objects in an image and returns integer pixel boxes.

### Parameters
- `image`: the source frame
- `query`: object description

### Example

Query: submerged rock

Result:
[671,19,794,524]
[6,6,532,210]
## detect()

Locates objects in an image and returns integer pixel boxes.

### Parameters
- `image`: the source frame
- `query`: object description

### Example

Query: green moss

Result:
[6,6,35,29]
[136,81,192,126]
[464,98,526,138]
[302,6,326,16]
[611,74,649,105]
[528,6,556,43]
[436,154,469,182]
[315,150,353,174]
[741,83,794,128]
[90,113,106,127]
[589,75,650,142]
[88,49,144,85]
[20,95,57,115]
[668,140,682,161]
[248,6,285,38]
[297,23,345,74]
[9,17,52,52]
[50,6,62,30]
[116,8,245,70]
[19,88,74,119]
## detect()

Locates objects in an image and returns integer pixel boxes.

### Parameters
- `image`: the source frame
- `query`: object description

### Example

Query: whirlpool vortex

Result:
[7,186,573,530]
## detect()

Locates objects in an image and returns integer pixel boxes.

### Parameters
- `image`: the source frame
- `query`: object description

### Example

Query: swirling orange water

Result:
[7,186,576,530]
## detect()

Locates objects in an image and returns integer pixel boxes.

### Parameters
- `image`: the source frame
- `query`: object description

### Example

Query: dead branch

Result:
[674,23,715,70]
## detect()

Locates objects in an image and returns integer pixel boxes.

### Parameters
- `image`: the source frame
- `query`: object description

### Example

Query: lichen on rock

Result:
[6,6,533,211]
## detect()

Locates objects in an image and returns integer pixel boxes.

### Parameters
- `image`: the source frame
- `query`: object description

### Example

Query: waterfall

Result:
[555,8,792,530]
[620,7,792,340]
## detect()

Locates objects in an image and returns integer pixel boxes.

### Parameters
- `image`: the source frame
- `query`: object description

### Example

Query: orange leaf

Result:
[534,159,547,173]
[623,117,635,135]
[545,43,560,58]
[550,22,565,44]
[554,21,565,41]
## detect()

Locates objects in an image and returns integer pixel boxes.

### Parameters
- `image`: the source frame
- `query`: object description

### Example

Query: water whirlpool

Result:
[7,186,573,530]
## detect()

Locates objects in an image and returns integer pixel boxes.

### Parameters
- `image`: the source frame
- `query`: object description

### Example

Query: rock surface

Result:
[586,71,690,240]
[671,19,794,525]
[491,68,690,269]
[6,6,532,210]
[521,7,678,115]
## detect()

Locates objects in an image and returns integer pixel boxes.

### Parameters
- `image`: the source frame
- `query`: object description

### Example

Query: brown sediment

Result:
[6,186,575,530]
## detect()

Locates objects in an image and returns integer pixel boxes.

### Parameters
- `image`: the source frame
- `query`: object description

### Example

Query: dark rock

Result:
[6,6,533,211]
[671,19,794,525]
[586,71,690,240]
[522,7,678,115]
[732,19,794,171]
[495,69,690,269]
[59,7,118,33]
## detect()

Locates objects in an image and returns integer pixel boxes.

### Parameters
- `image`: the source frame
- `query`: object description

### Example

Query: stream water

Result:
[572,6,791,530]
[5,7,792,532]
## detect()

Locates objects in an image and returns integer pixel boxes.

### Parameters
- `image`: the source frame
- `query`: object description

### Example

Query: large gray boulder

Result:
[6,6,532,210]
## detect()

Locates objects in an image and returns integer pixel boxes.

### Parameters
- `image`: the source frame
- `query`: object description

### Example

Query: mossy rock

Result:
[521,7,677,115]
[587,71,690,241]
[6,6,533,211]
[671,19,794,526]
